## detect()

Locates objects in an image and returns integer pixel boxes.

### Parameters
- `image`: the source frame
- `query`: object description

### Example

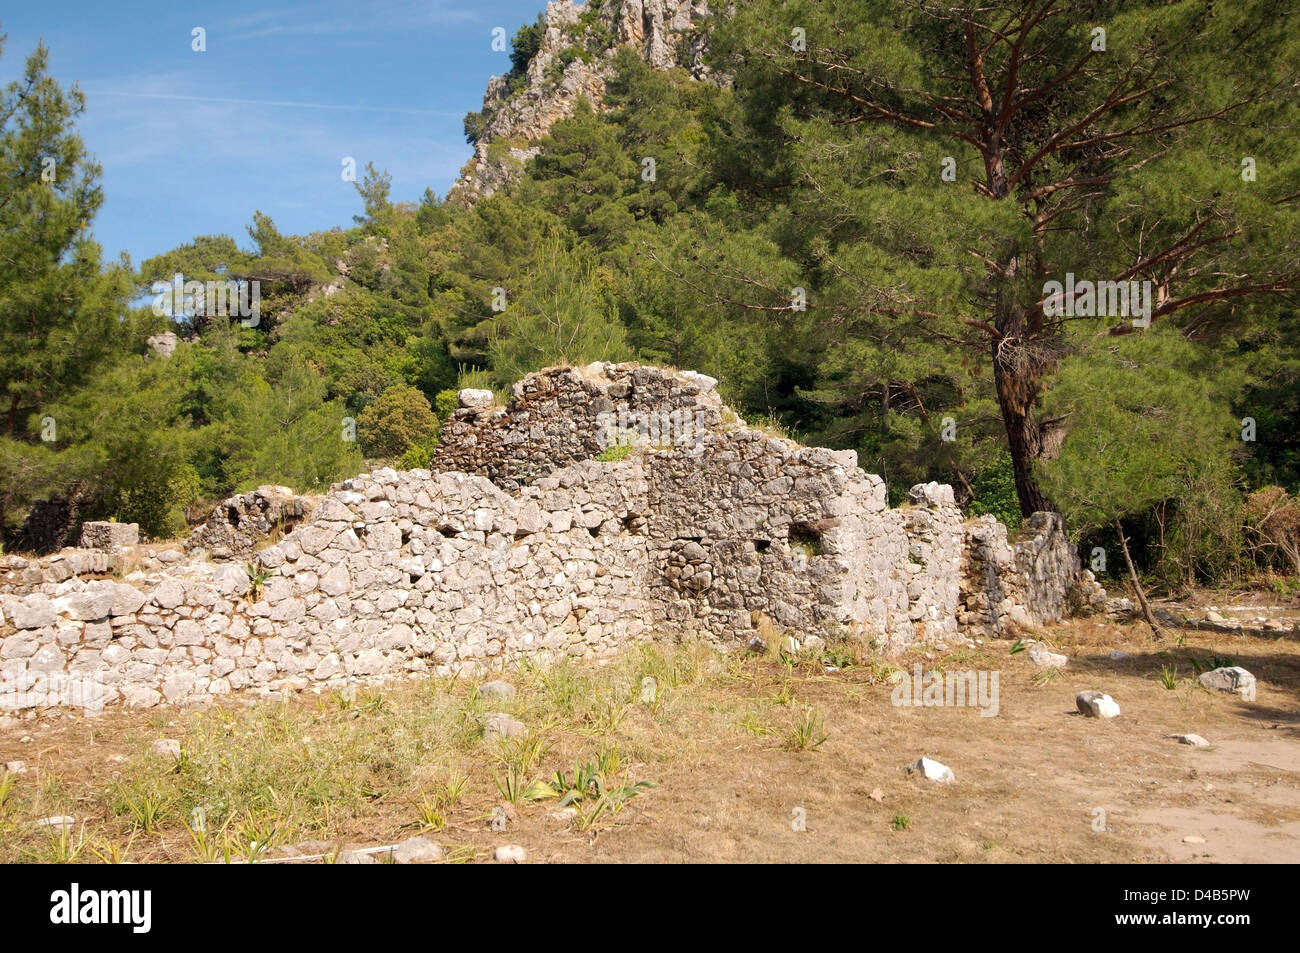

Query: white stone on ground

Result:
[494,844,527,863]
[908,757,955,784]
[483,712,526,739]
[1076,690,1121,719]
[1028,644,1067,668]
[392,836,444,864]
[151,738,181,759]
[336,849,377,864]
[479,680,516,701]
[1197,666,1256,702]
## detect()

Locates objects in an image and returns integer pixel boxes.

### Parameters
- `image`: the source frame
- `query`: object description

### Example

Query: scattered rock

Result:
[1109,650,1130,661]
[392,836,444,864]
[746,636,766,654]
[1198,666,1257,703]
[36,815,75,832]
[1205,610,1226,624]
[1183,835,1206,844]
[1028,644,1068,668]
[3,761,27,775]
[479,680,516,701]
[1173,733,1211,748]
[483,712,526,739]
[155,549,184,564]
[908,757,955,784]
[547,807,579,822]
[1105,597,1135,617]
[151,738,182,760]
[336,849,377,864]
[493,844,527,863]
[1077,690,1121,719]
[869,788,884,802]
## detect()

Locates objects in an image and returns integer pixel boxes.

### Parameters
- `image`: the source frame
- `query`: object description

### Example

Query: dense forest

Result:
[1,0,1297,596]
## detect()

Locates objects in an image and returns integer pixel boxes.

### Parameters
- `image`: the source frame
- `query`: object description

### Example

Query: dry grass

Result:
[1,619,1297,863]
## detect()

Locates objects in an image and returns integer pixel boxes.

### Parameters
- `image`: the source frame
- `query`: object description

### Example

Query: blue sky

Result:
[0,0,556,265]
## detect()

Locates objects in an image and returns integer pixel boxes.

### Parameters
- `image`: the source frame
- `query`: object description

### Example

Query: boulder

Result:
[1077,690,1121,719]
[1198,666,1256,702]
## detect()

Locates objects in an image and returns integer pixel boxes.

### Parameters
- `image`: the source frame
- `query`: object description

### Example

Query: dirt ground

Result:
[1,615,1297,864]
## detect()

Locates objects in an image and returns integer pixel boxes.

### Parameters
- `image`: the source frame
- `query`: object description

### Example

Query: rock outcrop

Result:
[450,0,713,204]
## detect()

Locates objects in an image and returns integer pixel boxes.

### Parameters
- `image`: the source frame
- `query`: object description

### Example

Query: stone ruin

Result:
[0,363,1103,712]
[184,485,316,560]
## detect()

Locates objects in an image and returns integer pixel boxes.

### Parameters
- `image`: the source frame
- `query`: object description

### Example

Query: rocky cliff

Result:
[449,0,714,205]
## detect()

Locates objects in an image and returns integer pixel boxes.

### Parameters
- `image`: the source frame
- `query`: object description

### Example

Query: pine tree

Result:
[713,0,1300,516]
[0,38,128,437]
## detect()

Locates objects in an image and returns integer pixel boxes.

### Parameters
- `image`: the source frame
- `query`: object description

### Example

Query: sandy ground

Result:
[1,616,1297,863]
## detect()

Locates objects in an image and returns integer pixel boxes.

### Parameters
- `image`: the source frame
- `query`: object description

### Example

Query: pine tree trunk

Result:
[1115,518,1161,637]
[993,348,1056,517]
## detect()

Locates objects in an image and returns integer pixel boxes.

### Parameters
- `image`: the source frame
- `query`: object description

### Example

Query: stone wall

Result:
[958,512,1106,638]
[431,364,724,490]
[0,363,1098,713]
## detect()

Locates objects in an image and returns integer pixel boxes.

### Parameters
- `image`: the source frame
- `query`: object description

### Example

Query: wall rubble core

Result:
[0,363,1102,713]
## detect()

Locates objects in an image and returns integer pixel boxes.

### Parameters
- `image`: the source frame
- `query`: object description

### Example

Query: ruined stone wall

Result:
[431,364,724,491]
[184,485,317,559]
[0,363,1096,713]
[958,512,1106,638]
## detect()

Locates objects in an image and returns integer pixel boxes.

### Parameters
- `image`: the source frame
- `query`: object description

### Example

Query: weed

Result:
[1189,654,1237,675]
[595,444,635,463]
[785,705,829,751]
[246,563,273,602]
[110,781,174,834]
[0,771,15,814]
[414,796,445,832]
[30,822,90,864]
[90,831,138,864]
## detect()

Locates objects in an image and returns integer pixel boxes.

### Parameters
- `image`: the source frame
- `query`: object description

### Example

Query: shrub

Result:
[356,385,440,459]
[1245,486,1300,576]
